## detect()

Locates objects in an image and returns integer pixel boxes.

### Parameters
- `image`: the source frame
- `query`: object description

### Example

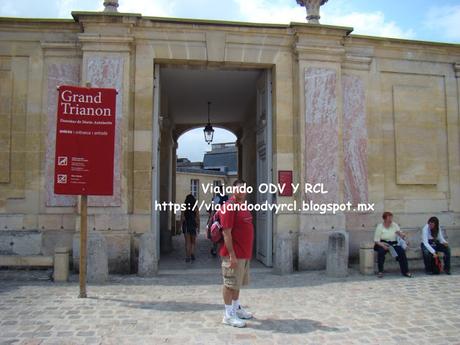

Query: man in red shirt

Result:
[220,179,254,328]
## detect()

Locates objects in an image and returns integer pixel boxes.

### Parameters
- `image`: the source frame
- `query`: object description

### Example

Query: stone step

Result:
[351,256,460,273]
[0,255,53,267]
[158,267,273,275]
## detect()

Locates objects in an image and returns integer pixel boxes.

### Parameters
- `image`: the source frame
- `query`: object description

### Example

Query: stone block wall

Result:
[0,14,459,272]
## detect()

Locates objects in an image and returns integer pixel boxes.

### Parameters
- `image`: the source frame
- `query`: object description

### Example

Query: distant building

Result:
[175,143,237,214]
[203,142,238,175]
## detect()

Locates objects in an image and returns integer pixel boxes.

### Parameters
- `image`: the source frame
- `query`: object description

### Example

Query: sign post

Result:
[79,82,90,299]
[54,82,116,298]
[80,193,88,298]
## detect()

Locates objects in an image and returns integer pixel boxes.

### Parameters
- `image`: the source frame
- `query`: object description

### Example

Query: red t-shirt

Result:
[219,196,254,259]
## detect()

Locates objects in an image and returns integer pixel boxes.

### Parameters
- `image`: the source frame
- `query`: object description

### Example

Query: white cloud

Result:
[118,0,175,17]
[424,4,460,41]
[323,10,416,39]
[56,0,100,18]
[54,0,175,18]
[233,0,304,23]
[233,0,415,39]
[0,0,175,19]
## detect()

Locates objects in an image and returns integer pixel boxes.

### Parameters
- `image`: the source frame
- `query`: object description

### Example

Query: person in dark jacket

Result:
[181,194,200,263]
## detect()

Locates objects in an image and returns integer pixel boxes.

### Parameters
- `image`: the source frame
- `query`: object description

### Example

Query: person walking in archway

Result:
[181,194,200,263]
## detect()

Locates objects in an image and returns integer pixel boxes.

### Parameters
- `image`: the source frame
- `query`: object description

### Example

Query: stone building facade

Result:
[0,3,459,273]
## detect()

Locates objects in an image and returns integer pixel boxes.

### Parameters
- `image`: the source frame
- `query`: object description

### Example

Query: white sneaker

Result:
[236,306,253,320]
[222,313,246,328]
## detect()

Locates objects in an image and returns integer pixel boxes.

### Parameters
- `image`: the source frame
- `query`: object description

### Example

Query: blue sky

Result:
[2,0,459,161]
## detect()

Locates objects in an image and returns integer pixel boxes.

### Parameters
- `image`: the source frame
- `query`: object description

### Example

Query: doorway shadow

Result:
[159,229,266,271]
[87,296,222,312]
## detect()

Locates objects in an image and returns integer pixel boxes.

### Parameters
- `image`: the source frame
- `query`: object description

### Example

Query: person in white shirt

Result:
[373,211,412,278]
[421,216,451,275]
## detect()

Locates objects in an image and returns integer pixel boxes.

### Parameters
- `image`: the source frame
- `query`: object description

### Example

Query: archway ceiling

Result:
[161,67,261,125]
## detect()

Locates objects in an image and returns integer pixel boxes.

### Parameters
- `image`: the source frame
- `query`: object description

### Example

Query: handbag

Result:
[209,201,237,243]
[433,255,443,274]
[397,236,408,250]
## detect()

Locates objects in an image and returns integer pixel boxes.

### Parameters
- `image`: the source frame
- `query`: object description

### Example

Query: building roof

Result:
[176,167,231,176]
[177,142,237,176]
[203,143,237,174]
[176,158,204,169]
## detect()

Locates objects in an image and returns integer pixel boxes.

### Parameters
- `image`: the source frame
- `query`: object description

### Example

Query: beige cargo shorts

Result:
[221,256,250,290]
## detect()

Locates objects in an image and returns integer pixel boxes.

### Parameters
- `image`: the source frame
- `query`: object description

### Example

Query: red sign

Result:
[54,85,116,195]
[278,170,293,196]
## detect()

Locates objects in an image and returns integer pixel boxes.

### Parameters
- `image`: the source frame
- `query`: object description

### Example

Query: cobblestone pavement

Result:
[1,268,459,345]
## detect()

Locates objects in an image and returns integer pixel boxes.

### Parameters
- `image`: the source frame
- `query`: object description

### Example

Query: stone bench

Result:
[0,247,70,282]
[359,242,460,275]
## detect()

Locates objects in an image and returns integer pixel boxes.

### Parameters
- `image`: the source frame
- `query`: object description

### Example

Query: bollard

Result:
[87,232,108,283]
[274,234,293,275]
[359,242,375,275]
[326,231,349,277]
[138,232,158,277]
[54,247,70,282]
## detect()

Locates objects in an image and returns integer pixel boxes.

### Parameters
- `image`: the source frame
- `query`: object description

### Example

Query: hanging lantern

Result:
[203,101,214,144]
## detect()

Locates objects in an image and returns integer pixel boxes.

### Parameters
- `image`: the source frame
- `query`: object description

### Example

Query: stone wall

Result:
[297,29,460,268]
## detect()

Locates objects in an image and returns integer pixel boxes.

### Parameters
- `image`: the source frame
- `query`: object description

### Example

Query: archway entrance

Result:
[151,63,274,271]
[165,128,237,270]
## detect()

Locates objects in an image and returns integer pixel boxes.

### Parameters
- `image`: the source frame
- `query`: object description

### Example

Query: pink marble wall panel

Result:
[342,74,368,204]
[304,67,339,203]
[85,55,123,207]
[45,63,80,207]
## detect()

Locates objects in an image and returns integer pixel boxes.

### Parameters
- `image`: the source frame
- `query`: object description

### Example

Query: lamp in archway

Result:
[203,101,215,144]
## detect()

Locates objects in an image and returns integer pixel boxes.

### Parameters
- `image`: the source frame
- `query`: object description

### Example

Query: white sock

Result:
[232,299,240,312]
[224,304,233,317]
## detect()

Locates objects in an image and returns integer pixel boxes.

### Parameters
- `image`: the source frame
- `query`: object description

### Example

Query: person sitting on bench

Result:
[421,216,451,275]
[373,211,413,278]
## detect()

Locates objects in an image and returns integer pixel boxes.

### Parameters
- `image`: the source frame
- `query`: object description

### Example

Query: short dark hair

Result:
[233,179,246,186]
[382,211,393,220]
[184,194,196,207]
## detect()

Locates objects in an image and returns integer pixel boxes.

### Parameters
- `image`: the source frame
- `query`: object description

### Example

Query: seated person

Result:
[374,211,412,278]
[421,216,451,275]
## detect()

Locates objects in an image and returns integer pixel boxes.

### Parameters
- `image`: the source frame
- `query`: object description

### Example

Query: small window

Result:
[191,179,199,199]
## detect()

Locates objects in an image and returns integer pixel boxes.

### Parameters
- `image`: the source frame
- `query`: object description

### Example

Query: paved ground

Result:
[1,267,459,345]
